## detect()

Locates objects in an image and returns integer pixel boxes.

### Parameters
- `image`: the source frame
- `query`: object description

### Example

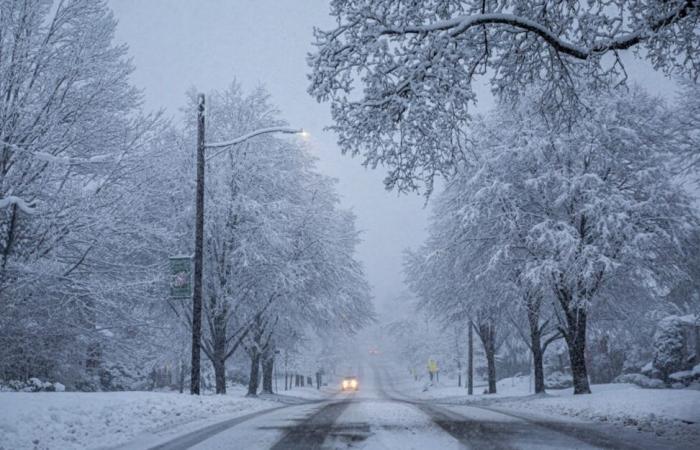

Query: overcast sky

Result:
[107,0,440,309]
[108,0,679,312]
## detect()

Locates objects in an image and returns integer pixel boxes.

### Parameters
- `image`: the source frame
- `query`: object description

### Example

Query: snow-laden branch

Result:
[378,2,697,60]
[1,140,113,165]
[0,196,36,214]
[204,127,304,150]
[33,151,113,165]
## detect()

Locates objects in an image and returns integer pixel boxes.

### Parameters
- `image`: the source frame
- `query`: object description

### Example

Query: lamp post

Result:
[190,93,304,395]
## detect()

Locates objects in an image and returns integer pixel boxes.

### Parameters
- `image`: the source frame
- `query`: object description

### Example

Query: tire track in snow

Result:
[146,394,336,450]
[269,399,355,449]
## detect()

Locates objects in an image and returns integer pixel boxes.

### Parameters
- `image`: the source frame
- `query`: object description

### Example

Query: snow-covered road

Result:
[130,364,694,450]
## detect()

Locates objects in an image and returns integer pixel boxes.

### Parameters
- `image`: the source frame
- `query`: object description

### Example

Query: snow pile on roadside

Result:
[497,384,700,442]
[259,384,335,404]
[0,386,277,450]
[394,372,700,443]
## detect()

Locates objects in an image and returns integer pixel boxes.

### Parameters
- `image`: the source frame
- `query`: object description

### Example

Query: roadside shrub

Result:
[0,378,65,392]
[613,373,665,389]
[653,317,686,380]
[545,371,573,389]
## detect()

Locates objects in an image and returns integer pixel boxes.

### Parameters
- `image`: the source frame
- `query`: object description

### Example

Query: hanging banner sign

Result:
[169,255,192,298]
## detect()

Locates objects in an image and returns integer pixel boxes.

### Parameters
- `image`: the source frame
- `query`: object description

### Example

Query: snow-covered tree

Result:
[673,79,700,171]
[404,203,510,393]
[445,86,698,394]
[0,0,165,387]
[168,84,373,395]
[308,0,699,192]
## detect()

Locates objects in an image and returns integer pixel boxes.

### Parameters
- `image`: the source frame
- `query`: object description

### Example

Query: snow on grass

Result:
[0,386,279,450]
[388,370,700,443]
[393,373,531,401]
[496,383,700,441]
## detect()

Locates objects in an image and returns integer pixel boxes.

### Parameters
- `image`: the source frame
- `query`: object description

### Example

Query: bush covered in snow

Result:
[653,317,687,380]
[0,378,66,392]
[613,373,665,389]
[545,371,573,389]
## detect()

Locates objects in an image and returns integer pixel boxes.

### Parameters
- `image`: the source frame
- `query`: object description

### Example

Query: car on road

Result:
[341,376,358,391]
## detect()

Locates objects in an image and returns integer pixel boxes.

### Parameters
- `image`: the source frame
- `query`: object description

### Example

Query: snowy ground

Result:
[2,370,698,449]
[0,384,331,450]
[397,372,700,444]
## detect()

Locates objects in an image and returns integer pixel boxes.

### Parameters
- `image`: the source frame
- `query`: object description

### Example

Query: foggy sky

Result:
[108,0,679,313]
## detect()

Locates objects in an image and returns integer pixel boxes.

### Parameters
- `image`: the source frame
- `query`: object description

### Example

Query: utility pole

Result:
[187,92,303,395]
[467,320,473,395]
[191,94,205,395]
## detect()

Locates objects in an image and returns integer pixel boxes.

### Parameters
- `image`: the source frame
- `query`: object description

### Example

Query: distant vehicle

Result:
[368,347,380,355]
[341,376,359,391]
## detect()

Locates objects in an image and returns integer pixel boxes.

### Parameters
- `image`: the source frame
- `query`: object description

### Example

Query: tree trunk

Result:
[527,310,546,394]
[477,321,497,394]
[467,321,473,395]
[213,318,227,394]
[178,359,187,394]
[565,308,591,394]
[485,346,497,394]
[531,334,545,394]
[213,359,226,394]
[247,350,261,396]
[261,353,274,394]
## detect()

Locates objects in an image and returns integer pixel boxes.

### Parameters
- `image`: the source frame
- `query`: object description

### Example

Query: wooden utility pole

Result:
[186,95,300,395]
[190,94,205,395]
[467,320,474,395]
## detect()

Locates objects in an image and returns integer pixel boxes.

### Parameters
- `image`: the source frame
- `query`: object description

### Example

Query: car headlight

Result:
[350,379,357,388]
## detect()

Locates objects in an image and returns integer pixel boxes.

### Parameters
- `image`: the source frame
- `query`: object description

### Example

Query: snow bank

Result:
[497,384,700,442]
[273,385,334,401]
[0,386,278,450]
[393,371,700,443]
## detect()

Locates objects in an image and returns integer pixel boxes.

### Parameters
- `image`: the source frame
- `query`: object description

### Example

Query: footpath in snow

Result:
[399,372,700,445]
[0,384,332,450]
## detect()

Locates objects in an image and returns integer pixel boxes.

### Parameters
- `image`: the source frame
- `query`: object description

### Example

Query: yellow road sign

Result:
[428,359,438,373]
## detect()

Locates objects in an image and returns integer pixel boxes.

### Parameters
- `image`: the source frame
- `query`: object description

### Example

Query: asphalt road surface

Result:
[142,364,692,450]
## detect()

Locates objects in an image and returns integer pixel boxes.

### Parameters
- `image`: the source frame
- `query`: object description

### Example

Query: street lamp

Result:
[190,93,304,395]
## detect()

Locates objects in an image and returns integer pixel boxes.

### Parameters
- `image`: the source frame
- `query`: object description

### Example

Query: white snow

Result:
[0,387,278,450]
[496,384,700,441]
[676,314,698,326]
[669,370,694,381]
[0,196,35,214]
[32,151,113,165]
[395,373,700,443]
[335,399,463,449]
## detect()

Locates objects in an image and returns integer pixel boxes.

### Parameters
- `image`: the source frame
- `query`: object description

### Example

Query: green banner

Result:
[169,256,192,298]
